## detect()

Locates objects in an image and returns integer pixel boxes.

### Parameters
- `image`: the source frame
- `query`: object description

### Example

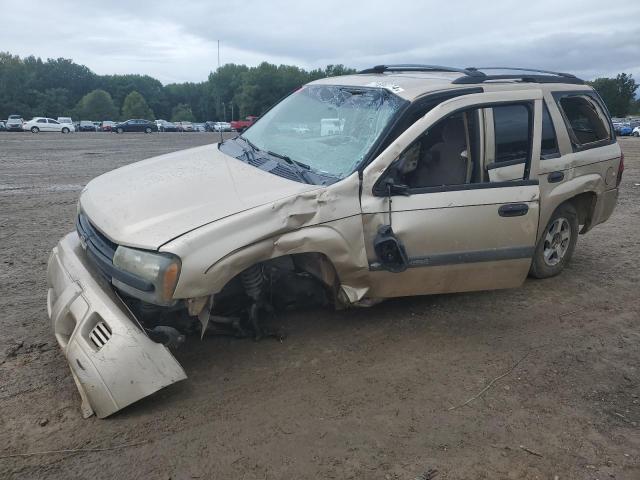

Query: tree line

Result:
[0,52,354,122]
[0,51,637,122]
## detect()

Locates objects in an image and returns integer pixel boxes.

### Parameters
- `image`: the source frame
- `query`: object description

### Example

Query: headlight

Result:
[113,246,181,305]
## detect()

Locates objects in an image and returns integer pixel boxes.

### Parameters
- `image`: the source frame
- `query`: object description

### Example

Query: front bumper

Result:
[47,232,186,418]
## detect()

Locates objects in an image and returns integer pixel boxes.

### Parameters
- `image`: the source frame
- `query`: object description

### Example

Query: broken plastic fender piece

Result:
[47,233,187,418]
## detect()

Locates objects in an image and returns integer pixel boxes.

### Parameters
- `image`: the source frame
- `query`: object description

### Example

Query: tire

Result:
[529,203,579,279]
[31,126,39,133]
[633,131,639,137]
[62,127,70,134]
[145,127,152,134]
[117,127,124,134]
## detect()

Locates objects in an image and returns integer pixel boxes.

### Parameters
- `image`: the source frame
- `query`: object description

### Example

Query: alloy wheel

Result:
[543,217,571,266]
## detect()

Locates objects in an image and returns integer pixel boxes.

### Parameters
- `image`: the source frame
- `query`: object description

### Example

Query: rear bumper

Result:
[47,232,186,418]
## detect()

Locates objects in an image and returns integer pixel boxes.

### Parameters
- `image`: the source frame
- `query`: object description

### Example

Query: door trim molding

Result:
[369,245,534,271]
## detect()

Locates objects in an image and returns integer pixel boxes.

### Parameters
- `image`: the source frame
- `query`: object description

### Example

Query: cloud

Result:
[1,0,639,83]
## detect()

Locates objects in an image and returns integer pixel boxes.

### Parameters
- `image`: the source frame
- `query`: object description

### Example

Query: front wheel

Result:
[529,203,578,279]
[117,127,124,134]
[31,126,39,133]
[633,131,639,137]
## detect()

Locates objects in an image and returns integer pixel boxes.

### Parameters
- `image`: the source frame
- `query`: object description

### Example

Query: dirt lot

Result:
[1,132,638,479]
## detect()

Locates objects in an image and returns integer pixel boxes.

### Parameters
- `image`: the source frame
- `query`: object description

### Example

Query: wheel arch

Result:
[565,191,598,234]
[172,221,370,305]
[538,173,602,240]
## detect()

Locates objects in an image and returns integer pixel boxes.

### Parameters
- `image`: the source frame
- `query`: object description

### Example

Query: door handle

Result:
[499,203,529,217]
[547,171,564,183]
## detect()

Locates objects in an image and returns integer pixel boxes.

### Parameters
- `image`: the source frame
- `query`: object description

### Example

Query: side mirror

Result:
[382,174,410,196]
[373,225,409,273]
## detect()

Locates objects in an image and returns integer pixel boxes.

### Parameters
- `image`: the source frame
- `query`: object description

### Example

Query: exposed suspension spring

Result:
[241,264,264,301]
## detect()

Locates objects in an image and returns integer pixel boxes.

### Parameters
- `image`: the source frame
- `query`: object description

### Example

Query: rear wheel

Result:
[62,127,70,134]
[529,203,578,279]
[633,131,639,137]
[145,127,152,134]
[31,126,39,133]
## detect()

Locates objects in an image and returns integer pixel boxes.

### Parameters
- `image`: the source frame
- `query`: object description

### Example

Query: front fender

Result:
[163,173,370,302]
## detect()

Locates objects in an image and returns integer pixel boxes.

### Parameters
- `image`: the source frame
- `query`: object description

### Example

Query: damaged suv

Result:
[47,65,622,418]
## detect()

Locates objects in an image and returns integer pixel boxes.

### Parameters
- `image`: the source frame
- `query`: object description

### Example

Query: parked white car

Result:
[23,117,75,133]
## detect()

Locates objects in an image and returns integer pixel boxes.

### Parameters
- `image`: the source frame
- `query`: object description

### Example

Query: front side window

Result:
[493,104,530,164]
[392,109,482,190]
[240,85,405,179]
[557,95,610,148]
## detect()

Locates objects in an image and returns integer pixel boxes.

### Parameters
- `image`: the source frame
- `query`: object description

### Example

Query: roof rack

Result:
[453,67,584,85]
[358,64,486,78]
[358,64,584,85]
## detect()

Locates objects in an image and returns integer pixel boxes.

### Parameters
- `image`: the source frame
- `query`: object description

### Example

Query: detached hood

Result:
[80,144,318,249]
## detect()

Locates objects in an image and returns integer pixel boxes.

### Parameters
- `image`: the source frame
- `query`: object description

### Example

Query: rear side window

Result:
[541,104,559,158]
[557,95,611,149]
[493,104,530,164]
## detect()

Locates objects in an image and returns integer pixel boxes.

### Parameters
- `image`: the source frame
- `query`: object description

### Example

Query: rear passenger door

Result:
[534,90,618,235]
[47,118,61,132]
[361,90,543,298]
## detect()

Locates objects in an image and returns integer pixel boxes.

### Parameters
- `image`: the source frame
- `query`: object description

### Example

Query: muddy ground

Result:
[0,132,638,480]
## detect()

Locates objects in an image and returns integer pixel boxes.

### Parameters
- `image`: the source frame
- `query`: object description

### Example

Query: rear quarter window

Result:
[555,93,611,150]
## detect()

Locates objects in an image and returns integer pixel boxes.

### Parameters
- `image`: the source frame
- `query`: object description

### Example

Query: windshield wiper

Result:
[234,136,258,163]
[266,150,312,184]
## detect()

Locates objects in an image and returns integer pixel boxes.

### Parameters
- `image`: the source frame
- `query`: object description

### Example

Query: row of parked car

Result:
[612,118,640,137]
[0,116,237,134]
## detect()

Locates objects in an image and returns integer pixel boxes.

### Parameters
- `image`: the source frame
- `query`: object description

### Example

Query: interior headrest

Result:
[441,117,465,145]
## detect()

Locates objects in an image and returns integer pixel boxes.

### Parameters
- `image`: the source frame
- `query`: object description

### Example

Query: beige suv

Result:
[47,65,623,417]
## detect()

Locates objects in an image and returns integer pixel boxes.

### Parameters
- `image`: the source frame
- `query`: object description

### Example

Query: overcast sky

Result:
[3,1,639,84]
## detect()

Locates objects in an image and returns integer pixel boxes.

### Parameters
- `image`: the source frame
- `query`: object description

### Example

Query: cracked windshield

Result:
[241,85,404,178]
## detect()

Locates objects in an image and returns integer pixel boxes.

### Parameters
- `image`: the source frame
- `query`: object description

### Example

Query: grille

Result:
[76,213,155,293]
[76,213,117,280]
[89,321,112,349]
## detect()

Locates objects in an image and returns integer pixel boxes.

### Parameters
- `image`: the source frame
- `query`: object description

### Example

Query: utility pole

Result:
[217,40,220,70]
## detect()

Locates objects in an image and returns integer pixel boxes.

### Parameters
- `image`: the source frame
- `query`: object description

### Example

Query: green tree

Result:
[74,89,118,120]
[588,73,638,117]
[99,74,167,118]
[121,91,155,120]
[207,63,249,121]
[165,82,210,121]
[170,103,196,122]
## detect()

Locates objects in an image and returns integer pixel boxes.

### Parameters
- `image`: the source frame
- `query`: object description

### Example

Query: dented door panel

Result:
[360,91,543,297]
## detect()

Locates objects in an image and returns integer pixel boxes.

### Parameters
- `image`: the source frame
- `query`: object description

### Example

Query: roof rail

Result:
[453,67,584,85]
[357,64,584,85]
[358,64,487,78]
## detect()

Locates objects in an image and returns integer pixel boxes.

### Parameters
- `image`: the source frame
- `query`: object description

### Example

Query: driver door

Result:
[360,90,543,298]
